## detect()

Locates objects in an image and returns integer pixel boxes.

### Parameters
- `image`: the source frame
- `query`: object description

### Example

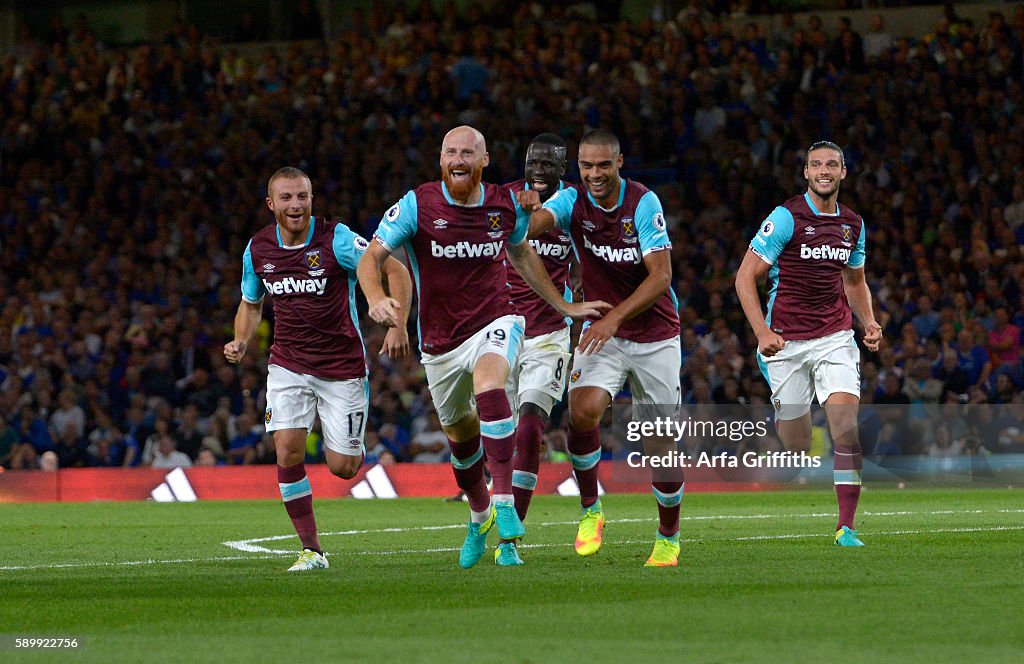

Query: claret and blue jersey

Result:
[506,179,574,338]
[749,192,867,341]
[541,179,680,343]
[373,180,528,355]
[241,217,369,380]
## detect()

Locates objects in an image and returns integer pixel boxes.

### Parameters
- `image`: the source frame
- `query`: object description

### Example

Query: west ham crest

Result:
[306,249,322,269]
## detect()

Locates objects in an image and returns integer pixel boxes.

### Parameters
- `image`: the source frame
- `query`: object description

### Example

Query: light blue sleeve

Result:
[541,187,579,233]
[332,223,370,272]
[509,189,529,245]
[374,190,418,251]
[749,206,794,264]
[636,191,670,255]
[241,241,265,303]
[847,218,866,268]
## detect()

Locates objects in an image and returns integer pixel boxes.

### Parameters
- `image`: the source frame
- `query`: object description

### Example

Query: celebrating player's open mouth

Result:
[442,161,484,199]
[811,177,836,196]
[586,177,609,196]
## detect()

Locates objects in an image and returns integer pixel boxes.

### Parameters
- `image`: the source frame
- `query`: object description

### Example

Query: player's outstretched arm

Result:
[513,189,557,240]
[357,240,402,327]
[529,209,557,239]
[735,248,785,357]
[506,240,610,319]
[379,254,412,358]
[842,265,883,352]
[224,299,264,364]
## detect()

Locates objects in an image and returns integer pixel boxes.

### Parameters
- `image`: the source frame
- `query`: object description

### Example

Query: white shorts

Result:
[757,328,860,420]
[508,326,571,415]
[265,364,369,456]
[421,315,525,426]
[569,335,681,417]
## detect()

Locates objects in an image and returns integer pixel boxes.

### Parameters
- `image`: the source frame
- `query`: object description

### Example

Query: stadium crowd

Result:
[1,2,1022,470]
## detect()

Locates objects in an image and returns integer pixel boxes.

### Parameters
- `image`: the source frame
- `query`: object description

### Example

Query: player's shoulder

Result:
[249,224,278,249]
[483,181,517,208]
[412,181,442,199]
[625,178,652,198]
[325,218,364,241]
[318,217,343,234]
[836,202,864,225]
[780,194,807,213]
[484,180,514,197]
[504,178,528,194]
[550,181,585,203]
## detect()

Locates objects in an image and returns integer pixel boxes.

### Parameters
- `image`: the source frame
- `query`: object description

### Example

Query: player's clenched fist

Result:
[515,189,542,213]
[756,329,785,357]
[223,339,247,364]
[862,321,883,352]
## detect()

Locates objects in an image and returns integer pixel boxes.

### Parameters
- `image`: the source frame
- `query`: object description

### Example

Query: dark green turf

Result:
[1,488,1022,663]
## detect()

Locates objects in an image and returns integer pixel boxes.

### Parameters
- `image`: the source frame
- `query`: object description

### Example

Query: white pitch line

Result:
[733,525,1024,541]
[222,507,1024,554]
[0,554,284,572]
[4,523,1023,572]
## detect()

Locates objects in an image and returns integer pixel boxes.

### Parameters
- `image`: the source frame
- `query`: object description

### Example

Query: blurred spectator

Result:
[928,423,965,457]
[0,413,20,467]
[49,389,86,442]
[406,411,448,463]
[988,305,1021,384]
[141,419,173,466]
[226,411,259,465]
[933,348,970,398]
[195,446,222,467]
[39,451,59,472]
[175,403,205,460]
[55,422,88,468]
[150,433,193,469]
[862,14,893,61]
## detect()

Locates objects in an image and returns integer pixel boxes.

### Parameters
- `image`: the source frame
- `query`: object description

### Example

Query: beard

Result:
[808,179,839,199]
[442,162,485,201]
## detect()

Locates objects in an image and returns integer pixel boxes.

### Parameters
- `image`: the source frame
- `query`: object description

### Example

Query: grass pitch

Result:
[1,488,1022,663]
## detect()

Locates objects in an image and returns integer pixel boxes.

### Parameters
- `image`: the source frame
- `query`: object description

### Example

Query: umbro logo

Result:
[433,218,448,229]
[804,227,815,235]
[262,263,275,272]
[582,220,596,231]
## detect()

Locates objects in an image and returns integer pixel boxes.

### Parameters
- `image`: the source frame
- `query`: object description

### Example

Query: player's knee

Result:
[329,455,362,479]
[520,401,550,420]
[781,436,811,453]
[775,418,812,453]
[473,355,511,393]
[569,407,602,431]
[276,449,305,467]
[473,377,506,393]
